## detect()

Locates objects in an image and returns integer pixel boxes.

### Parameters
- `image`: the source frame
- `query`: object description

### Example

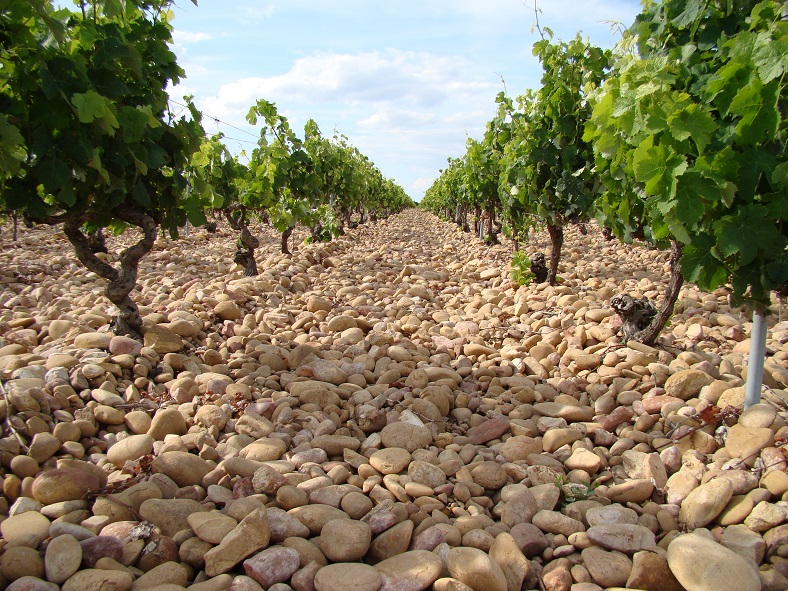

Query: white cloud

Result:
[199,49,500,137]
[172,30,212,44]
[411,177,435,192]
[240,2,276,22]
[357,109,435,129]
[202,50,497,115]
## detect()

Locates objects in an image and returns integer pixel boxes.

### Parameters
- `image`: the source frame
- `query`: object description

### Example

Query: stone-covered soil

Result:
[0,209,786,591]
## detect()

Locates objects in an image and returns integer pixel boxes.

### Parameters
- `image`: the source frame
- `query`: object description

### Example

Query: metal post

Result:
[184,173,191,237]
[744,307,767,410]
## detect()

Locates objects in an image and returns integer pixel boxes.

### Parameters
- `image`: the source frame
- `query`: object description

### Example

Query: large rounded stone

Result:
[380,423,432,452]
[314,563,382,591]
[151,451,213,487]
[32,469,101,505]
[61,568,133,591]
[147,408,187,441]
[489,532,535,591]
[665,369,714,400]
[139,498,209,537]
[446,547,507,591]
[375,550,442,591]
[204,508,271,577]
[370,448,412,475]
[369,519,414,561]
[106,434,154,468]
[45,534,82,584]
[321,519,371,562]
[243,547,300,588]
[288,505,350,535]
[0,511,51,548]
[408,460,447,488]
[678,479,733,529]
[187,510,238,544]
[667,532,760,591]
[586,524,656,553]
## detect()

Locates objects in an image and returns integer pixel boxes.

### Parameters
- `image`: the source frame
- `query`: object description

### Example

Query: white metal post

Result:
[744,308,767,410]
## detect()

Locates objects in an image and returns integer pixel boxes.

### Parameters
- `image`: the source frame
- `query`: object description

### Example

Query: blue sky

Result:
[169,0,642,201]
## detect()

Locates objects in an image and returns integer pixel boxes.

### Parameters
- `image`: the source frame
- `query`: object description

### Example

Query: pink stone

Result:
[510,523,549,558]
[369,511,399,535]
[79,536,123,567]
[292,561,321,591]
[233,477,254,499]
[410,526,445,551]
[542,566,572,591]
[243,547,300,588]
[6,577,59,591]
[109,335,143,356]
[642,395,684,414]
[467,418,511,445]
[597,406,634,432]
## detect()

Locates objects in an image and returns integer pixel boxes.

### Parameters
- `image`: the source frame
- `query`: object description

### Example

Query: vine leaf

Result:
[667,103,716,154]
[682,238,728,291]
[729,79,779,145]
[632,142,687,199]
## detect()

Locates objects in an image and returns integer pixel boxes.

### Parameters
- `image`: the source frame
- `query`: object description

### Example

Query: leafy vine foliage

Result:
[1,0,205,336]
[586,0,787,310]
[503,34,611,285]
[1,0,413,334]
[424,0,786,344]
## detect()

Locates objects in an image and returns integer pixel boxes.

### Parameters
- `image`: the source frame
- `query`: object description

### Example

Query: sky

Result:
[168,0,643,201]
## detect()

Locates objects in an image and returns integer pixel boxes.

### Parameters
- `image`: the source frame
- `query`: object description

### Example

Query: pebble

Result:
[374,550,442,591]
[679,479,734,529]
[314,564,382,591]
[446,547,507,591]
[244,547,300,588]
[667,532,761,591]
[45,534,83,583]
[586,524,656,553]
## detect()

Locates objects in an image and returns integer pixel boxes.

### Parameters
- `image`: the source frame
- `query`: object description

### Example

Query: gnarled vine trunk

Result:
[486,203,498,244]
[530,252,549,283]
[224,209,259,276]
[612,241,684,346]
[281,226,294,254]
[546,222,563,286]
[63,210,155,338]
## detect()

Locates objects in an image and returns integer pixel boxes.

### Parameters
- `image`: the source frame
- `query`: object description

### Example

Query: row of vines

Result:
[421,0,786,346]
[0,0,413,337]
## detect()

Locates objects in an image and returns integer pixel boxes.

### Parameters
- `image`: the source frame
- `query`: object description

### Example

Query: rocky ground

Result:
[0,208,786,591]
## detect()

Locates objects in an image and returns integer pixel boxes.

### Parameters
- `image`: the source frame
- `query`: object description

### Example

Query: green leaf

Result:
[103,0,125,18]
[715,205,781,265]
[72,90,107,124]
[117,106,150,143]
[695,146,740,191]
[705,60,748,116]
[632,141,687,199]
[752,35,787,83]
[36,156,71,193]
[676,171,721,206]
[57,186,77,207]
[133,180,151,207]
[672,0,704,29]
[729,79,780,145]
[88,151,110,185]
[772,161,788,189]
[682,238,729,290]
[738,147,776,200]
[0,115,25,176]
[667,103,716,154]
